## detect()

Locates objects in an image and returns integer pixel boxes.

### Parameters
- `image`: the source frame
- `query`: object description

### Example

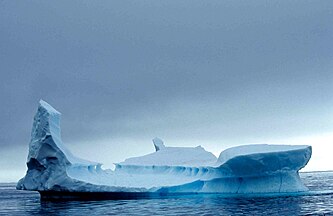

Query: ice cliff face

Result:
[16,100,144,192]
[17,101,312,195]
[16,100,71,191]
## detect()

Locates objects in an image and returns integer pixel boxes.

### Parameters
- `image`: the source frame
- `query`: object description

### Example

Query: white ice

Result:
[17,100,312,194]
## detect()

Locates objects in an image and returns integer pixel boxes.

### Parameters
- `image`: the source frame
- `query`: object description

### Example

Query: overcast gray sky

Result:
[1,1,333,182]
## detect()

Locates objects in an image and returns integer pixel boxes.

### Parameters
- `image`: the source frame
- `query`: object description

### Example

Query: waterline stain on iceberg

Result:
[17,100,312,199]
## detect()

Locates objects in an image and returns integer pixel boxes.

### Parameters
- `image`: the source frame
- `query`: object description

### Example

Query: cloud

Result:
[0,1,332,181]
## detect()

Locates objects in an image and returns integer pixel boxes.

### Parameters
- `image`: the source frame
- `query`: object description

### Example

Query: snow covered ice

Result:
[17,100,312,197]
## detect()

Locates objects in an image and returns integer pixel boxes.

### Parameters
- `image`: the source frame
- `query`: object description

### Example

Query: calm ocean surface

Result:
[0,172,332,216]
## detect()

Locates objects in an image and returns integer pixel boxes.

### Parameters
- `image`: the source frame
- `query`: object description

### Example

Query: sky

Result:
[0,1,332,182]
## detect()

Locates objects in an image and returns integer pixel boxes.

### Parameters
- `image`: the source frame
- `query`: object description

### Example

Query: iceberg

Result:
[17,100,312,200]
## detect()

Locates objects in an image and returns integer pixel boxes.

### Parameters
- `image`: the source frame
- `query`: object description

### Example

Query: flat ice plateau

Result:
[17,101,312,198]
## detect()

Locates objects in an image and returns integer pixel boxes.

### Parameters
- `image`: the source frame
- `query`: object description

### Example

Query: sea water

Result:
[0,172,332,215]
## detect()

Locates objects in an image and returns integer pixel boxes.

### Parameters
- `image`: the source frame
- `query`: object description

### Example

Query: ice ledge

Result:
[217,144,311,165]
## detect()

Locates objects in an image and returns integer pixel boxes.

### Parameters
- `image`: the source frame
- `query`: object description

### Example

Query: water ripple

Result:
[1,172,332,215]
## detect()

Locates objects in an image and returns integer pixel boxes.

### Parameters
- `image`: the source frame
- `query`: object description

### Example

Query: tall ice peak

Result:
[39,99,61,115]
[152,137,165,151]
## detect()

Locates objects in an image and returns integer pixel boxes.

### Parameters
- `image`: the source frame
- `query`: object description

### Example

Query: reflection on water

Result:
[1,172,332,215]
